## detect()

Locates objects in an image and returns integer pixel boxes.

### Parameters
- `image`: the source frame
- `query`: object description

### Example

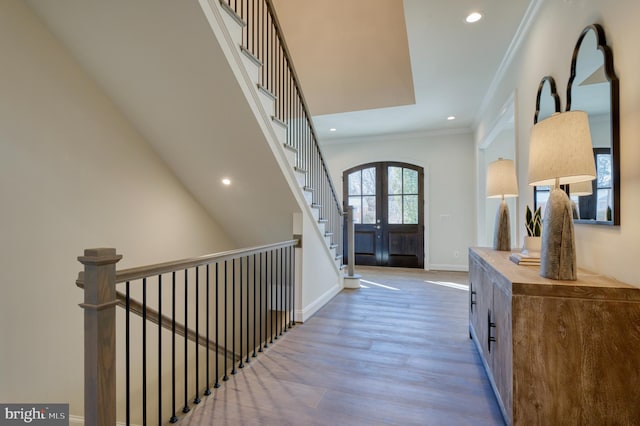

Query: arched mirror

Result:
[566,24,619,225]
[532,76,561,215]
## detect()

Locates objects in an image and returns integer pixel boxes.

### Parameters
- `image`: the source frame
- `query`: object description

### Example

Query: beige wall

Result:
[0,0,234,416]
[322,130,475,271]
[477,0,640,285]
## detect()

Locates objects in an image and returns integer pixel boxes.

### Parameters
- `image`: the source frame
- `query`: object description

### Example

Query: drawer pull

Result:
[488,309,497,352]
[470,282,477,312]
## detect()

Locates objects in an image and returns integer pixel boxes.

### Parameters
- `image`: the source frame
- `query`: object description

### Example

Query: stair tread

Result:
[294,166,308,174]
[240,45,262,67]
[258,84,277,100]
[219,0,246,27]
[283,143,297,153]
[318,218,328,223]
[272,116,287,128]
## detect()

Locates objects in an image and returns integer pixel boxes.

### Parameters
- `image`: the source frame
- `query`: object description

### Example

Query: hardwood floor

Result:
[181,266,504,425]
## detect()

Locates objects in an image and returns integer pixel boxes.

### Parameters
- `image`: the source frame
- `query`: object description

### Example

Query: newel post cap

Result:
[78,248,122,266]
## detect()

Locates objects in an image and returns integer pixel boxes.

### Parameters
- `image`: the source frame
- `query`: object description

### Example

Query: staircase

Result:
[200,0,344,275]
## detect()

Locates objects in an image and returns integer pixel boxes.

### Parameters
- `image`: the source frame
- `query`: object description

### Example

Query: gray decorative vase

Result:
[494,200,511,251]
[540,188,577,280]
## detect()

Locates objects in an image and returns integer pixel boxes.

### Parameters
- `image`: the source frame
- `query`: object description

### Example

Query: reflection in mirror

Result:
[566,24,619,225]
[533,76,561,215]
[479,94,517,248]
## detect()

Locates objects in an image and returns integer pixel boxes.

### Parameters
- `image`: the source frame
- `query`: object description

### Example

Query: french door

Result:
[343,162,424,268]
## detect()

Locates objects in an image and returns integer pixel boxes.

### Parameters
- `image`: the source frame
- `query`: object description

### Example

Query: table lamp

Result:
[528,111,596,280]
[486,158,518,251]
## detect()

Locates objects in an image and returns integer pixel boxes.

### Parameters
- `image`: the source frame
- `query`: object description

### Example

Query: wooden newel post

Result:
[78,248,122,426]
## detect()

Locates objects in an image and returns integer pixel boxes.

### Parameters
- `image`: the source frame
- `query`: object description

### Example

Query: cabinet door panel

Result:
[469,257,482,337]
[492,280,513,424]
[474,262,493,361]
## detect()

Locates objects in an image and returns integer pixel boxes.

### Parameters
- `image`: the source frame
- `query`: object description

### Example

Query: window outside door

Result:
[343,162,424,268]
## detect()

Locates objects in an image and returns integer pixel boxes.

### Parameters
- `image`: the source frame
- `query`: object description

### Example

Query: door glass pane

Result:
[403,169,418,194]
[596,153,611,188]
[388,167,402,195]
[362,167,376,195]
[596,189,611,221]
[348,196,362,224]
[362,196,376,224]
[403,195,418,224]
[388,195,402,224]
[348,171,362,196]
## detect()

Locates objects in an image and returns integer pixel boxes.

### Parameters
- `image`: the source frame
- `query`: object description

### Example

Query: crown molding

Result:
[475,0,545,126]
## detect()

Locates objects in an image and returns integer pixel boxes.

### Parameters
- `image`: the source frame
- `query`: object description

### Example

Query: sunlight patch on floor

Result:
[425,280,469,291]
[360,279,400,291]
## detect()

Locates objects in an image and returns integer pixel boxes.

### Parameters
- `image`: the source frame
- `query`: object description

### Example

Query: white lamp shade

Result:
[570,179,594,196]
[486,158,518,198]
[528,111,597,186]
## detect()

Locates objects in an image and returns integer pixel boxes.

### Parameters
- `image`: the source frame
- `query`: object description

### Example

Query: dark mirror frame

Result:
[566,23,620,226]
[533,76,561,212]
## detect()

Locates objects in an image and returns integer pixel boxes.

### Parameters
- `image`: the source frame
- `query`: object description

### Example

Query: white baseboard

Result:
[428,263,469,272]
[296,281,341,323]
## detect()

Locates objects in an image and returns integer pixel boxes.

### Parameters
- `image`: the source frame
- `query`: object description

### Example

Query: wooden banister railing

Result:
[78,240,298,424]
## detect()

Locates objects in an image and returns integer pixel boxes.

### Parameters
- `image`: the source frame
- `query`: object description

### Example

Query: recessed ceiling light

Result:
[329,128,337,132]
[447,116,456,121]
[221,178,231,186]
[465,12,482,23]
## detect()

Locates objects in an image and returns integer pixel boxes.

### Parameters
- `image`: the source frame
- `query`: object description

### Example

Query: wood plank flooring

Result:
[181,266,504,425]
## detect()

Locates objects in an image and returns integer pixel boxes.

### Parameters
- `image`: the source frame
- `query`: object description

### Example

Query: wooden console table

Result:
[468,247,640,425]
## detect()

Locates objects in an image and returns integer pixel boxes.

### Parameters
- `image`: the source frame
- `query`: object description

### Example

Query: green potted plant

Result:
[523,205,542,255]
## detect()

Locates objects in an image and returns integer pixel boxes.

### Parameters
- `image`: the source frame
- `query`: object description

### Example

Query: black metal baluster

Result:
[251,0,255,56]
[274,249,279,340]
[205,265,211,396]
[194,267,201,404]
[142,278,147,426]
[245,255,251,364]
[232,259,237,375]
[126,282,130,426]
[223,261,229,381]
[292,245,296,327]
[252,253,257,357]
[288,246,293,328]
[270,249,275,344]
[283,247,288,333]
[280,247,284,336]
[263,251,269,349]
[261,0,265,85]
[239,258,244,370]
[170,272,178,423]
[258,252,263,352]
[158,275,162,425]
[215,263,221,389]
[183,270,190,414]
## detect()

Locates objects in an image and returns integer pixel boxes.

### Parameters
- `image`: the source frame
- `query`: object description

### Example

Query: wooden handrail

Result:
[76,239,298,286]
[115,239,298,283]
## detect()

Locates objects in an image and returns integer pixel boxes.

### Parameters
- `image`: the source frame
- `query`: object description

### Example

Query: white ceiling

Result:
[273,0,534,142]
